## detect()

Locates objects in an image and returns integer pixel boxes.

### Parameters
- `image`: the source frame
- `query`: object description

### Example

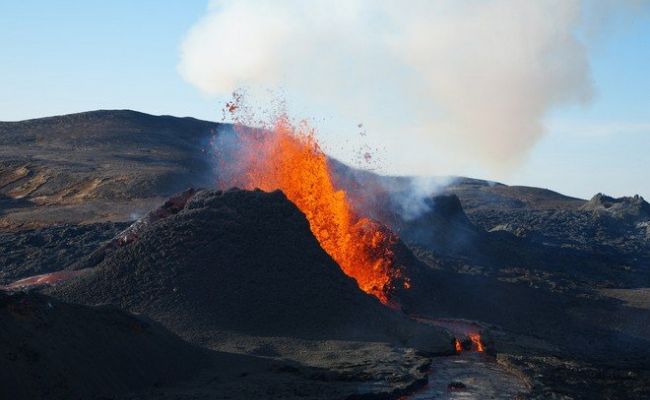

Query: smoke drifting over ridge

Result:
[179,1,628,172]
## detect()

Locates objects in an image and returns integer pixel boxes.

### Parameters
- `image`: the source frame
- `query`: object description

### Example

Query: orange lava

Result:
[469,333,485,352]
[454,338,462,352]
[2,270,86,291]
[221,116,406,303]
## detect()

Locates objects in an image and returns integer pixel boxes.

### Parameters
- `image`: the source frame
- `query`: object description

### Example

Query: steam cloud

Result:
[179,1,636,173]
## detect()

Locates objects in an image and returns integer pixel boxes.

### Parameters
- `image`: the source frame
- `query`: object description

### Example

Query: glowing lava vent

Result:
[213,110,408,303]
[469,333,485,352]
[455,333,485,353]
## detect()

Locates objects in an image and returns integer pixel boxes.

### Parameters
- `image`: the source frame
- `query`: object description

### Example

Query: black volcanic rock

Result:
[446,178,584,212]
[49,188,451,352]
[0,222,129,284]
[581,193,650,222]
[0,291,210,400]
[392,194,483,255]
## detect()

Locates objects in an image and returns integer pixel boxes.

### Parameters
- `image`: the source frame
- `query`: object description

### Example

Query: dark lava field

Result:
[1,110,649,399]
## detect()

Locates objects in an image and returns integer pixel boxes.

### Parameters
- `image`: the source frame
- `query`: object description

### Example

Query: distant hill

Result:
[445,177,585,212]
[0,110,220,227]
[1,109,600,229]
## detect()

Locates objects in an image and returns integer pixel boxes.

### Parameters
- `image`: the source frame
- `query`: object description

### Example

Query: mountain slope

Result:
[0,110,220,227]
[0,291,211,400]
[49,188,451,352]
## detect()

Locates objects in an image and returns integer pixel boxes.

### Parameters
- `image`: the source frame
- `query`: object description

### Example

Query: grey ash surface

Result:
[0,110,220,227]
[0,291,211,400]
[0,222,128,284]
[4,290,431,400]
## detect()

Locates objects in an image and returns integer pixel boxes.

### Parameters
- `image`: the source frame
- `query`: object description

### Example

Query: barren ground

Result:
[2,111,649,399]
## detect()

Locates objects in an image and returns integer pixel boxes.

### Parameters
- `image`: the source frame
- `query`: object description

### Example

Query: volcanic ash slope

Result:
[0,291,211,400]
[51,188,451,352]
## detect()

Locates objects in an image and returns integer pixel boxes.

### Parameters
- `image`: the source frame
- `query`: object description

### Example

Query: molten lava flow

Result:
[454,338,462,352]
[217,115,407,303]
[2,270,88,291]
[469,333,485,352]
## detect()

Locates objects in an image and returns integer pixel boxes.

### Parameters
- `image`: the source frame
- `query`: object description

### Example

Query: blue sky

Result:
[0,1,214,119]
[1,1,649,199]
[512,11,650,199]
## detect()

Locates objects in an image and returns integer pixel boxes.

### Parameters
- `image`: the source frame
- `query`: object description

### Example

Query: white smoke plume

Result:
[178,0,639,174]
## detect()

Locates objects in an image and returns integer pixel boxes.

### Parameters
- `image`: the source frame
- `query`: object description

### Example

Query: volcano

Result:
[49,188,451,352]
[3,110,650,399]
